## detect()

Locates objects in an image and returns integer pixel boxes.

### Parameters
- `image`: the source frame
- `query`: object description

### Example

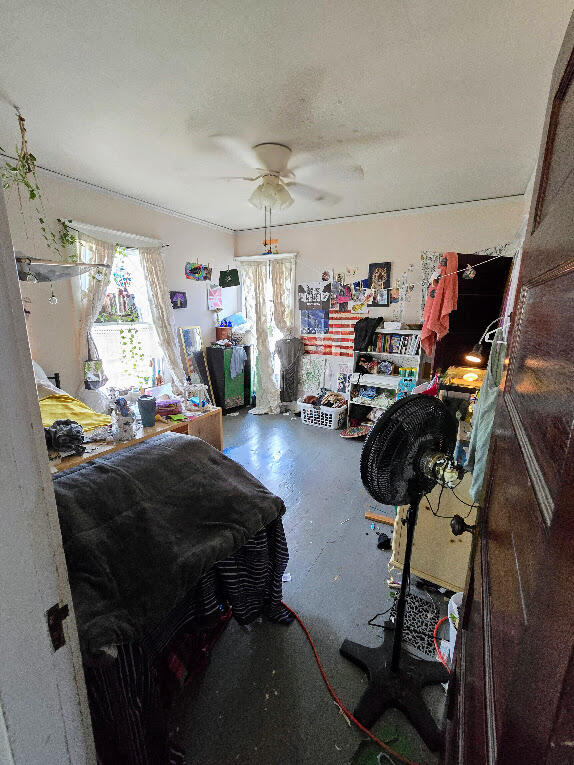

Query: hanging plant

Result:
[57,218,78,258]
[1,111,76,262]
[119,327,148,386]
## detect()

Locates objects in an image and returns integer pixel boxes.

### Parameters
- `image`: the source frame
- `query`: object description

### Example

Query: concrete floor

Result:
[170,410,446,764]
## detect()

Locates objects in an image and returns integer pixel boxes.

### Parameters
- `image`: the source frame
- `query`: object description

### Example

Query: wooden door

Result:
[445,14,574,764]
[0,188,95,763]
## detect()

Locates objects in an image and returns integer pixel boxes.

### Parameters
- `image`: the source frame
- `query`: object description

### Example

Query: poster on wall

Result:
[368,262,391,306]
[301,309,329,334]
[298,282,331,311]
[170,291,187,309]
[207,284,223,310]
[185,262,212,281]
[336,364,352,394]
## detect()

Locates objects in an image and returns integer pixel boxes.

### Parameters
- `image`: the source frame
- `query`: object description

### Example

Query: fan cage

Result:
[360,395,457,506]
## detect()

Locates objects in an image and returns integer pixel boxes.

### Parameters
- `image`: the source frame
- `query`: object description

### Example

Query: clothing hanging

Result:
[421,252,459,357]
[466,328,506,501]
[275,337,304,402]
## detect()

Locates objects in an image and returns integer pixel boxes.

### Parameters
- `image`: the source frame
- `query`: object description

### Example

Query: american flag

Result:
[301,311,363,356]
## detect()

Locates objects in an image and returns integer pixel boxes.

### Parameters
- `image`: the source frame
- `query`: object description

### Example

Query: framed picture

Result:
[170,291,187,309]
[368,262,391,306]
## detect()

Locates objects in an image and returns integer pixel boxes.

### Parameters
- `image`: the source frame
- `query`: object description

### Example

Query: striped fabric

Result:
[301,311,362,356]
[86,517,291,765]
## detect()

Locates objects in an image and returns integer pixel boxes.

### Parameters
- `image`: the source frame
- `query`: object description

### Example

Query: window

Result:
[89,246,165,390]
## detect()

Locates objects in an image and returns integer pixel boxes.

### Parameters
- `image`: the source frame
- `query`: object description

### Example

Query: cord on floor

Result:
[282,601,420,765]
[433,616,450,673]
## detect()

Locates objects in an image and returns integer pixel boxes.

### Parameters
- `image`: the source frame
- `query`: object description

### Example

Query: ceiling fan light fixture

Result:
[248,176,293,210]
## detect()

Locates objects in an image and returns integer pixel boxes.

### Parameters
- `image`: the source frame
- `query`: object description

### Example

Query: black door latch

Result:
[46,602,70,651]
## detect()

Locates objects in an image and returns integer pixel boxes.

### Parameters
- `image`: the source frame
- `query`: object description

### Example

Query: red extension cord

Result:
[282,601,420,765]
[433,616,451,673]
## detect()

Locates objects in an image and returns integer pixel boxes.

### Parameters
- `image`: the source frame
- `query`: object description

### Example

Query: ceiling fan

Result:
[209,138,364,210]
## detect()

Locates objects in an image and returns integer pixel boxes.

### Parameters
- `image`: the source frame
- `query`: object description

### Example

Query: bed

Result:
[53,432,291,764]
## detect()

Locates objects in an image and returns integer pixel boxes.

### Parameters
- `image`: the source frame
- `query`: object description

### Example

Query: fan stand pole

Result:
[339,493,450,753]
[390,496,418,672]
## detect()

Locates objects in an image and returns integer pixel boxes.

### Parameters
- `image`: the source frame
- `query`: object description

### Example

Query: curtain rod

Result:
[66,221,169,249]
[234,252,297,263]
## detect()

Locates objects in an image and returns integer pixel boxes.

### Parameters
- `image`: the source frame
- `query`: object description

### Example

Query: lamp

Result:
[465,316,504,365]
[248,175,293,210]
[465,343,483,364]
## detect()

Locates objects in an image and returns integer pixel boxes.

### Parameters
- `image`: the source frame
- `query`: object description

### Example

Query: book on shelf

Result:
[370,330,420,355]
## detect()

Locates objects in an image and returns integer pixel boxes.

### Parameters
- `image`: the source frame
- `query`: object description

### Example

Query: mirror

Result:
[178,326,215,403]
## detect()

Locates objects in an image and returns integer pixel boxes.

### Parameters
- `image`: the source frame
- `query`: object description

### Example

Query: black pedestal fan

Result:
[340,394,459,753]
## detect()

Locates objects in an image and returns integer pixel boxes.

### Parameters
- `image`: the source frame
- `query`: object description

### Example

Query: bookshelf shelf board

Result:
[374,328,421,335]
[350,373,401,388]
[357,351,420,361]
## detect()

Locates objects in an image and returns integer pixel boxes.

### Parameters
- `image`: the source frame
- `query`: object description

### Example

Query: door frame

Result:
[0,187,95,763]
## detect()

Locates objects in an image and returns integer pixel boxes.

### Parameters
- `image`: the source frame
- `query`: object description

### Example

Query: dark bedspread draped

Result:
[53,434,292,764]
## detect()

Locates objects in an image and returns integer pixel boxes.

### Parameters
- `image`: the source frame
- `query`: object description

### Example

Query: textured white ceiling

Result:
[0,1,571,230]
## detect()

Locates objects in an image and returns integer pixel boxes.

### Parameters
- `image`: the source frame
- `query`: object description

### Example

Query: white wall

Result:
[235,197,525,328]
[7,179,525,395]
[6,174,238,394]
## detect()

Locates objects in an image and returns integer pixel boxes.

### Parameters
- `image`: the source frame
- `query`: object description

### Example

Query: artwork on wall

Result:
[368,262,391,306]
[185,262,212,281]
[321,268,334,282]
[170,291,187,309]
[336,363,352,394]
[207,284,223,311]
[301,309,329,334]
[301,311,362,356]
[219,267,240,287]
[298,282,331,311]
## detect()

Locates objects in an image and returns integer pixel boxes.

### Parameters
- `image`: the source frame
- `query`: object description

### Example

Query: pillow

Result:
[75,388,110,415]
[32,360,50,384]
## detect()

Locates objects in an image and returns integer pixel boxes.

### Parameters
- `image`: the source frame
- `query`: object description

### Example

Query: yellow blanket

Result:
[39,393,111,432]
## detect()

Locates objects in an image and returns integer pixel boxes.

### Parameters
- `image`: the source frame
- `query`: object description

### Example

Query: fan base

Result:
[340,622,449,753]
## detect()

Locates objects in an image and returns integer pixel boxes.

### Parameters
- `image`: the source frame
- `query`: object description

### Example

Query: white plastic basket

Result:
[298,400,347,430]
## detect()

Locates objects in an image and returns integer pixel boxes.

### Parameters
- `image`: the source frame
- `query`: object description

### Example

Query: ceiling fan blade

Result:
[210,136,260,169]
[285,182,341,206]
[293,162,364,183]
[216,175,263,182]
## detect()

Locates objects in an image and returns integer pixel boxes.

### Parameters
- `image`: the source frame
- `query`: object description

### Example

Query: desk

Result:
[55,407,223,471]
[390,472,476,592]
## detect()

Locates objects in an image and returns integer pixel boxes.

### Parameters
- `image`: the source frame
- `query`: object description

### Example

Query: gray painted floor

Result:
[170,410,445,764]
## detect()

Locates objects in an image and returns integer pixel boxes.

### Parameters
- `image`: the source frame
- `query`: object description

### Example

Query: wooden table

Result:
[390,472,477,592]
[54,407,223,471]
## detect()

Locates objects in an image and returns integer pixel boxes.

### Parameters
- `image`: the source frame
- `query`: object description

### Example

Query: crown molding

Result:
[234,193,525,233]
[1,151,525,235]
[0,153,235,234]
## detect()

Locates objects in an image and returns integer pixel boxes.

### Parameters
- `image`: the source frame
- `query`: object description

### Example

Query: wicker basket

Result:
[298,400,347,430]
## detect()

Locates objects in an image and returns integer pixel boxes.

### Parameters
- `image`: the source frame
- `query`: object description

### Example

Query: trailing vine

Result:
[1,111,77,262]
[119,327,148,386]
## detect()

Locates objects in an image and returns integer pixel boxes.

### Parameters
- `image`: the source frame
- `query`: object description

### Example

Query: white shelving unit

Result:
[347,328,427,429]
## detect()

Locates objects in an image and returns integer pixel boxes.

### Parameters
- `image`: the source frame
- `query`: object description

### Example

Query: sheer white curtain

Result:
[139,247,186,394]
[239,255,296,415]
[77,234,115,361]
[239,260,280,414]
[271,255,296,335]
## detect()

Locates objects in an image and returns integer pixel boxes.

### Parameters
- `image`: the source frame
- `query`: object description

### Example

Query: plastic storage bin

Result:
[447,592,464,662]
[298,400,347,430]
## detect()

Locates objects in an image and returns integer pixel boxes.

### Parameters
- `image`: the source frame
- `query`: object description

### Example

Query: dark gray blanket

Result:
[53,433,286,656]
